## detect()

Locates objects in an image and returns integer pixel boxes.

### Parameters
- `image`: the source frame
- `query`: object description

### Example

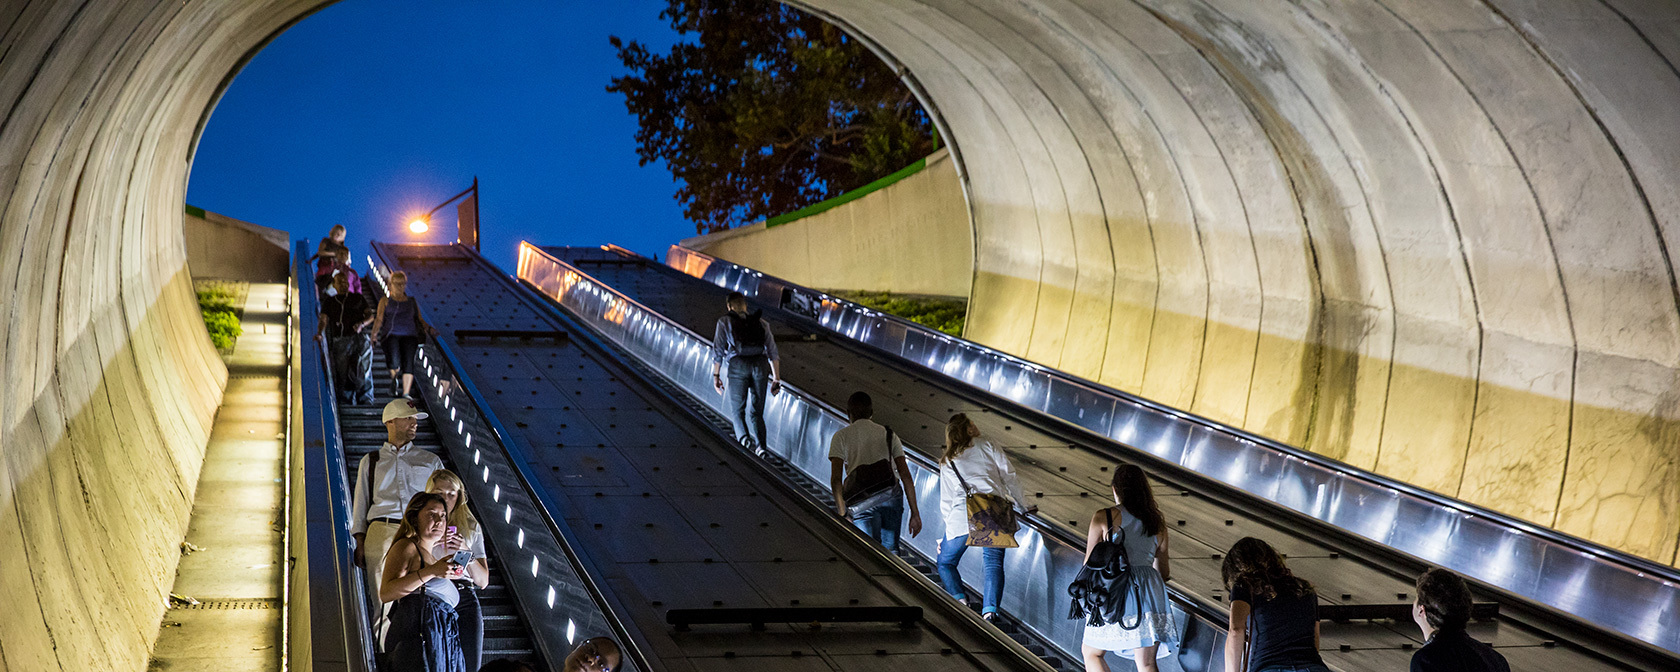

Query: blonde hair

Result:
[941,413,978,463]
[426,469,480,541]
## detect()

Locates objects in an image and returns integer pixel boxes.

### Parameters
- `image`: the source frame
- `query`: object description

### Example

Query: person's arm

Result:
[350,454,372,564]
[414,302,438,336]
[1313,619,1321,649]
[991,443,1032,513]
[355,297,374,333]
[380,540,450,603]
[830,457,847,516]
[1154,527,1171,582]
[468,558,489,589]
[1225,599,1251,672]
[368,298,387,338]
[764,319,782,394]
[711,318,728,393]
[893,455,922,537]
[1081,510,1106,563]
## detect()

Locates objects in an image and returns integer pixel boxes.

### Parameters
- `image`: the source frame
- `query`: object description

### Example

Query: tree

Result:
[609,0,939,233]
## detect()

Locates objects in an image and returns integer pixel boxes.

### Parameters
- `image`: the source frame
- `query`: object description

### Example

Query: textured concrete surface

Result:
[775,0,1680,565]
[185,210,290,284]
[149,284,287,672]
[1,1,1677,668]
[682,148,973,298]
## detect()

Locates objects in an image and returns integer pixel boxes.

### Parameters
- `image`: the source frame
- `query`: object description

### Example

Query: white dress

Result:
[1082,508,1180,656]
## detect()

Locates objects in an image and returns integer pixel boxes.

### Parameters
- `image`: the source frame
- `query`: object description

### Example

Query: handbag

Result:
[840,428,900,513]
[950,457,1018,548]
[1067,509,1139,628]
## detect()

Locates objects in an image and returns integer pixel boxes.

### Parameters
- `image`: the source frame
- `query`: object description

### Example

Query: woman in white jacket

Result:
[936,412,1033,621]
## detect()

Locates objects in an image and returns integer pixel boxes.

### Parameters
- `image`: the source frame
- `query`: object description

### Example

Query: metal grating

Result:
[173,598,279,610]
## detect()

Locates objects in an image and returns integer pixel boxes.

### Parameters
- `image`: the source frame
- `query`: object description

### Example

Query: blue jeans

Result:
[936,535,1005,614]
[851,500,904,549]
[725,355,771,450]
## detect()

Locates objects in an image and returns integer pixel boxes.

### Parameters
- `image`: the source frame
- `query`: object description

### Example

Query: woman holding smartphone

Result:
[381,492,467,672]
[428,469,489,671]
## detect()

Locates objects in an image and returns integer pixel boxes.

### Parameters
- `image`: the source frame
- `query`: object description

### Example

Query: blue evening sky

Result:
[186,0,688,271]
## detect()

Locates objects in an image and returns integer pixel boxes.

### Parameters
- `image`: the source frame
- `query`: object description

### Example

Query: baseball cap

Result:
[382,398,429,423]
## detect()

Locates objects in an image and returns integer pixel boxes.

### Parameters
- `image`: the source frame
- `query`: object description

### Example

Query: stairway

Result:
[339,345,543,666]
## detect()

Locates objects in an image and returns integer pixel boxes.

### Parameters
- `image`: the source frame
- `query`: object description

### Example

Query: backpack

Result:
[729,310,768,350]
[1067,508,1140,628]
[840,428,900,512]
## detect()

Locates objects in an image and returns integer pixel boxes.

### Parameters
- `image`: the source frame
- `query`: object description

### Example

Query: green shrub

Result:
[195,281,246,352]
[201,309,241,350]
[835,290,966,337]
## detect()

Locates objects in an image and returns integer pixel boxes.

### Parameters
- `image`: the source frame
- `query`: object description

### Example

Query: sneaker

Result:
[981,612,997,623]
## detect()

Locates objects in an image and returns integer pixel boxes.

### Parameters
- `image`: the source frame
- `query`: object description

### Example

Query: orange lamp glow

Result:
[408,218,429,234]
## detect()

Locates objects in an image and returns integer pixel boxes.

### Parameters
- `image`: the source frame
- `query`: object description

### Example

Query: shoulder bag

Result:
[840,428,901,513]
[950,457,1019,548]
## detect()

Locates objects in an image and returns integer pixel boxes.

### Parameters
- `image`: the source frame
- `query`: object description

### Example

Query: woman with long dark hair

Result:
[380,492,467,672]
[1221,537,1326,672]
[935,412,1032,621]
[1077,464,1178,671]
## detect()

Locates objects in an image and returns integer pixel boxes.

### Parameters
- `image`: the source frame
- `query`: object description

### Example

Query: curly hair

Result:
[1221,537,1313,602]
[1415,567,1474,632]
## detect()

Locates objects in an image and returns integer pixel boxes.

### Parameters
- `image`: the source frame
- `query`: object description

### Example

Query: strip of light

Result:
[548,587,557,609]
[530,555,539,577]
[492,484,500,502]
[517,528,525,548]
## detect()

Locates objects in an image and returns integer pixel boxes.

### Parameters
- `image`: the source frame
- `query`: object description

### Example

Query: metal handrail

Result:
[293,240,378,672]
[517,242,1233,663]
[368,242,657,672]
[661,244,1680,657]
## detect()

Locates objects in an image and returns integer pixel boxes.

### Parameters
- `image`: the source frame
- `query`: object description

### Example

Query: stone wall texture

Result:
[787,0,1680,565]
[1,0,1677,668]
[0,1,321,669]
[682,148,974,298]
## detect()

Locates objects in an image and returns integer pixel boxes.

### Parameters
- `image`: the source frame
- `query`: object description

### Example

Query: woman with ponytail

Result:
[1221,537,1326,672]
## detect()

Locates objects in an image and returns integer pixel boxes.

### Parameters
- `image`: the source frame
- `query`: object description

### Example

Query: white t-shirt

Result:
[827,419,904,475]
[937,440,1026,540]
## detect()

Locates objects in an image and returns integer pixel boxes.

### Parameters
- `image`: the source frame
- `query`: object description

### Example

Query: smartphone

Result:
[452,550,473,566]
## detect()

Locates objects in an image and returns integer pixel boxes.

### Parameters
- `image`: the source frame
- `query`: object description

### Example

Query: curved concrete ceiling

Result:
[796,0,1680,566]
[0,0,1675,668]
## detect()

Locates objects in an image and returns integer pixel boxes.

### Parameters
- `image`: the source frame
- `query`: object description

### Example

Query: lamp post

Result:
[407,177,481,250]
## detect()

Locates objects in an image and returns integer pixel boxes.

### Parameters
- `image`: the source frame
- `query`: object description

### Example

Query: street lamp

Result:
[406,177,480,250]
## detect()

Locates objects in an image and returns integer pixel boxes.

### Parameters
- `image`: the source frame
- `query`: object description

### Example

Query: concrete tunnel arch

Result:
[0,1,1676,669]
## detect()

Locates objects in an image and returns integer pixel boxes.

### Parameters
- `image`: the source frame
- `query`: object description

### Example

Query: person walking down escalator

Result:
[380,492,467,672]
[426,470,490,672]
[935,413,1034,622]
[317,271,375,405]
[710,291,781,453]
[1067,464,1179,672]
[1410,568,1509,672]
[370,270,438,399]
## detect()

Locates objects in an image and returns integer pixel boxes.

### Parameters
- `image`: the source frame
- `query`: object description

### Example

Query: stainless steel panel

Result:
[518,243,1227,670]
[662,245,1680,656]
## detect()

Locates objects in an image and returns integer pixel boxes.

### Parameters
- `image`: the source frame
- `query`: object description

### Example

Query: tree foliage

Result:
[609,0,939,233]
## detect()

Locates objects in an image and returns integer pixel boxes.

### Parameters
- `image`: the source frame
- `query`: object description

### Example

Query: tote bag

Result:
[950,458,1018,548]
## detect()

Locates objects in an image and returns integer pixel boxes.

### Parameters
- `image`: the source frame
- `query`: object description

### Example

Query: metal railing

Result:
[293,240,378,672]
[517,242,1231,668]
[661,244,1680,657]
[368,243,655,672]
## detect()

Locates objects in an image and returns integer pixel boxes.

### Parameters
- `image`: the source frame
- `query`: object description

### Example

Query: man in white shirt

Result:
[828,391,922,548]
[351,398,443,612]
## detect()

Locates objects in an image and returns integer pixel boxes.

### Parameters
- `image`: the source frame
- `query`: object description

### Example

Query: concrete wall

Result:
[0,2,321,670]
[185,208,291,284]
[1,2,1676,668]
[794,0,1680,565]
[682,147,973,298]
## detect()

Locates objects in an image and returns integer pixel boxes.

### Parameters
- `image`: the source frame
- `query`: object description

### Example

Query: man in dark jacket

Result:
[318,271,375,404]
